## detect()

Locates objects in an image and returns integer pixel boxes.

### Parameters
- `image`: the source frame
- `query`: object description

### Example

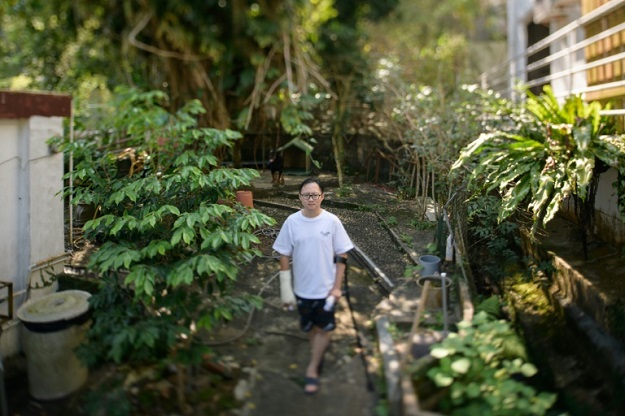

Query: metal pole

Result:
[69,104,74,248]
[441,273,449,337]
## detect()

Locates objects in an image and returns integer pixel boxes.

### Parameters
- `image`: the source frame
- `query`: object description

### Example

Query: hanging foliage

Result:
[452,86,625,240]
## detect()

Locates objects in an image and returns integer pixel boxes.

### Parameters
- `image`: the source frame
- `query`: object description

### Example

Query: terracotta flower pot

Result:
[235,190,254,208]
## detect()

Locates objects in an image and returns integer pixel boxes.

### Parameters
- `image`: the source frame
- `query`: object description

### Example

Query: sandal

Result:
[304,376,320,395]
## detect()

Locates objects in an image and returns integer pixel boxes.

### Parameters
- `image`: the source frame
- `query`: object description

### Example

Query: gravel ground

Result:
[252,183,437,287]
[253,194,415,291]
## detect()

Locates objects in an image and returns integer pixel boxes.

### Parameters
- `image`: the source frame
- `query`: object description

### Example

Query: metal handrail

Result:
[480,0,625,78]
[526,22,625,74]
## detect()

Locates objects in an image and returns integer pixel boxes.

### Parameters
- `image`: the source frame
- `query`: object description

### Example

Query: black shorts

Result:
[296,296,336,332]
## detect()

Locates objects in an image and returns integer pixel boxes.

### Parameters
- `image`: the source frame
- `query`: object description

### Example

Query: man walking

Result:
[272,177,354,394]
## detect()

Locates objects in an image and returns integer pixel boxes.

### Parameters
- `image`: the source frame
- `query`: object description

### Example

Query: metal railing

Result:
[479,0,625,117]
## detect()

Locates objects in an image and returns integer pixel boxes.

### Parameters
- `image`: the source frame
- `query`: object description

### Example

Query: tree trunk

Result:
[332,120,344,187]
[331,76,353,187]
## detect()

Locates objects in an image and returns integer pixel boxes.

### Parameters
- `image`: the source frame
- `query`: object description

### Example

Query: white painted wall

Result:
[594,168,625,244]
[0,116,65,357]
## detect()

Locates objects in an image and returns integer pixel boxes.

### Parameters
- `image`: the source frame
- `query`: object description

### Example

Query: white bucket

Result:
[17,290,92,400]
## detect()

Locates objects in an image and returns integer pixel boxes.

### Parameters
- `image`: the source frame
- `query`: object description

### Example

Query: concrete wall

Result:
[0,91,71,357]
[593,168,625,244]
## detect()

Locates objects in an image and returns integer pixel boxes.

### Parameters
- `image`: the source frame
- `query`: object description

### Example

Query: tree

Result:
[362,0,490,92]
[1,0,397,174]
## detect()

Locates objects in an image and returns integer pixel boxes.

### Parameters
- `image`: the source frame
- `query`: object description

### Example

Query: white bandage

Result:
[279,270,296,305]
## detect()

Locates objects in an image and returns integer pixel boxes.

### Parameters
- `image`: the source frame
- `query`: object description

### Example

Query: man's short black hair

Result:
[299,177,324,193]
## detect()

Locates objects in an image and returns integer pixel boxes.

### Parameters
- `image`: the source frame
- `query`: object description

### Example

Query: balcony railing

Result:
[479,0,625,118]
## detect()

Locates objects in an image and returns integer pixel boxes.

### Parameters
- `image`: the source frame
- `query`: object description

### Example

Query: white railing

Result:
[480,0,625,116]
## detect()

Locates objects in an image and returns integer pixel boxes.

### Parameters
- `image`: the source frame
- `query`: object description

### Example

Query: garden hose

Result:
[203,269,281,346]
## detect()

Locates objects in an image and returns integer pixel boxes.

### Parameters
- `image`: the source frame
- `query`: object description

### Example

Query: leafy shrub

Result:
[60,88,275,373]
[409,219,435,230]
[465,194,520,281]
[452,85,625,239]
[386,216,398,226]
[415,311,557,415]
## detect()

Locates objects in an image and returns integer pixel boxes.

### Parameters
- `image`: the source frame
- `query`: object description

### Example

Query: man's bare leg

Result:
[305,327,331,393]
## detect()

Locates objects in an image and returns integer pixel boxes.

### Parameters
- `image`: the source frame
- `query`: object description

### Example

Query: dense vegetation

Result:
[0,0,501,183]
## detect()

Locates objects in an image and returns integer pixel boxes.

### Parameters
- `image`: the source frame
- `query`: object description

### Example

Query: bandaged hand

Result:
[279,270,296,306]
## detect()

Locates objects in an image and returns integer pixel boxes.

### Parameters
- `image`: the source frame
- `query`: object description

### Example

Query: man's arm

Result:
[278,255,295,307]
[279,255,290,271]
[330,254,347,298]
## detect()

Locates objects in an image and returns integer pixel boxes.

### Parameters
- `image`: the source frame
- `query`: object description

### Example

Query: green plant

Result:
[421,311,557,415]
[526,259,556,283]
[409,218,435,230]
[356,204,374,212]
[425,242,438,254]
[404,264,423,278]
[385,322,405,340]
[336,183,354,197]
[373,204,387,215]
[374,400,391,416]
[452,86,625,245]
[386,216,398,226]
[474,295,503,320]
[466,195,519,253]
[377,84,514,220]
[422,310,446,330]
[400,233,413,244]
[60,89,275,410]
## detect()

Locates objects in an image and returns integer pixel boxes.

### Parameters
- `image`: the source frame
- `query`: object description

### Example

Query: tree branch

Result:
[128,12,208,61]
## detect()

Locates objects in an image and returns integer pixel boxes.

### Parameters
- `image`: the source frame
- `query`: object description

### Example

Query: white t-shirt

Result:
[272,209,354,299]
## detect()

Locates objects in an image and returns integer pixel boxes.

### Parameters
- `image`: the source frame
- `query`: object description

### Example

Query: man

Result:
[272,177,354,394]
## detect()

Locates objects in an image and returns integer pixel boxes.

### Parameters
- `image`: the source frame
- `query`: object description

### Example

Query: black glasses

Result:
[300,193,322,200]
